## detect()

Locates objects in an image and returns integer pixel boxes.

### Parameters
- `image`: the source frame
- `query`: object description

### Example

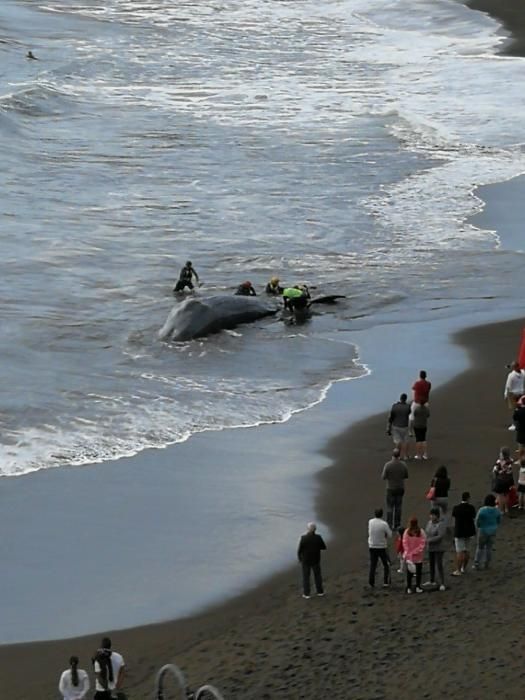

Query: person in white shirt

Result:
[504,362,525,429]
[58,656,90,700]
[93,637,125,700]
[368,507,392,587]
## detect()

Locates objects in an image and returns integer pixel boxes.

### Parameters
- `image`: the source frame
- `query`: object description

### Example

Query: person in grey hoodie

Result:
[424,507,447,591]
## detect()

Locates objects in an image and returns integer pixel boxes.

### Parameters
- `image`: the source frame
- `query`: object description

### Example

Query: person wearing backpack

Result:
[93,637,125,700]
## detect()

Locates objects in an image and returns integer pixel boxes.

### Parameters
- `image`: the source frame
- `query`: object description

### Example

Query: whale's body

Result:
[158,295,277,341]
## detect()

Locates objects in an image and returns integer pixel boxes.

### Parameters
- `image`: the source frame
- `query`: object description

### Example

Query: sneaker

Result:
[438,584,446,591]
[302,594,311,599]
[415,587,424,594]
[422,581,435,587]
[382,583,390,588]
[422,454,429,460]
[316,592,325,597]
[472,564,480,571]
[397,569,403,574]
[406,589,412,594]
[508,424,516,431]
[451,570,462,577]
[414,455,421,460]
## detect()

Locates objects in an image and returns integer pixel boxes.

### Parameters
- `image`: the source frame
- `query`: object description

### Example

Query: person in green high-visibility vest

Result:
[282,284,310,312]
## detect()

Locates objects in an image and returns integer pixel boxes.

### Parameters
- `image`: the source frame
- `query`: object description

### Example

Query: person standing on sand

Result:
[424,507,447,591]
[402,517,426,594]
[58,656,90,700]
[412,401,430,460]
[297,522,327,599]
[512,396,525,460]
[429,465,451,517]
[492,446,514,514]
[517,458,525,510]
[387,393,411,460]
[473,494,502,570]
[451,491,476,575]
[381,448,409,530]
[368,508,392,588]
[93,637,125,700]
[504,361,524,430]
[412,370,431,407]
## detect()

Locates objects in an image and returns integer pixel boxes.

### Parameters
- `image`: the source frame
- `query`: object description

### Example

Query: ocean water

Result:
[1,0,525,642]
[2,0,525,478]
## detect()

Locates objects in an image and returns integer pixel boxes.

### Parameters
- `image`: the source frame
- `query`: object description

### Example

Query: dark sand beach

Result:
[2,316,525,699]
[468,0,525,54]
[2,1,525,698]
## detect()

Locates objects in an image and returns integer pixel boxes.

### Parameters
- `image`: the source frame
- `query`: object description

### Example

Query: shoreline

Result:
[2,3,525,695]
[467,0,525,56]
[2,313,524,699]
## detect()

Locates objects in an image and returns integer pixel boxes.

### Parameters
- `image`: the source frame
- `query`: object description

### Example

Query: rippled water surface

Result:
[1,0,525,476]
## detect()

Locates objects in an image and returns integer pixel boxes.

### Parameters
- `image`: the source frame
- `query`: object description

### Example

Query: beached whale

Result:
[158,295,278,342]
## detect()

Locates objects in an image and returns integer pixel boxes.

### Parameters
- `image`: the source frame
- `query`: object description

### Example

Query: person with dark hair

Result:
[412,370,431,406]
[381,448,409,529]
[430,465,451,516]
[424,507,447,591]
[387,393,411,460]
[297,522,327,599]
[59,656,90,700]
[504,361,524,429]
[402,517,426,594]
[473,494,502,570]
[93,637,125,700]
[174,260,199,292]
[367,507,392,588]
[492,446,514,514]
[234,280,257,296]
[451,491,476,575]
[412,401,430,460]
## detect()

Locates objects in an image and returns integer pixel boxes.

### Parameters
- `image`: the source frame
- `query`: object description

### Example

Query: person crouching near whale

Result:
[282,285,310,312]
[174,260,199,293]
[265,276,283,295]
[235,280,257,296]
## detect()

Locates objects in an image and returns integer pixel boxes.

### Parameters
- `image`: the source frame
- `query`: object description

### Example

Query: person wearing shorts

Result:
[387,393,411,459]
[451,492,476,575]
[412,402,430,460]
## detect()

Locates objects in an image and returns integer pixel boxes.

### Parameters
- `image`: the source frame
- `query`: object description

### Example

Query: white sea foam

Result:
[1,0,523,477]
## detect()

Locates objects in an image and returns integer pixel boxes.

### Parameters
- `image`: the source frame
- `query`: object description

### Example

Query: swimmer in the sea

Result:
[26,51,38,60]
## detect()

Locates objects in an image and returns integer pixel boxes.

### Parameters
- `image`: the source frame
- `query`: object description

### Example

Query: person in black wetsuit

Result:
[265,277,283,295]
[174,260,199,292]
[235,281,257,296]
[282,284,310,312]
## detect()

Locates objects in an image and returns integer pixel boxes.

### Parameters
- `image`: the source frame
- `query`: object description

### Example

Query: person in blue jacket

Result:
[473,493,502,570]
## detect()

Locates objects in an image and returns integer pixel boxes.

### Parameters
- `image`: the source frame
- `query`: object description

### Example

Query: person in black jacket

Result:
[297,522,327,598]
[451,491,476,576]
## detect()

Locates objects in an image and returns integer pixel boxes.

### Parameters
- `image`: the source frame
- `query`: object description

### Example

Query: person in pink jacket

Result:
[402,516,427,594]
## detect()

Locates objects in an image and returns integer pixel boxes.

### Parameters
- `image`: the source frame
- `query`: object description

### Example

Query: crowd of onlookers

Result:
[299,365,525,598]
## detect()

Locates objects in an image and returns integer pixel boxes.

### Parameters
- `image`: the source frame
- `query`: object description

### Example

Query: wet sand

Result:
[2,2,525,696]
[1,314,524,699]
[468,0,525,55]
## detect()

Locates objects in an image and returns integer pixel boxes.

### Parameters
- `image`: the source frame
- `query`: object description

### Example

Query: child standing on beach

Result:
[395,527,405,573]
[402,517,426,593]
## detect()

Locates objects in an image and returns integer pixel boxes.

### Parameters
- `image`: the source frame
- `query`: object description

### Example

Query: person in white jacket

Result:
[58,656,90,700]
[504,361,525,429]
